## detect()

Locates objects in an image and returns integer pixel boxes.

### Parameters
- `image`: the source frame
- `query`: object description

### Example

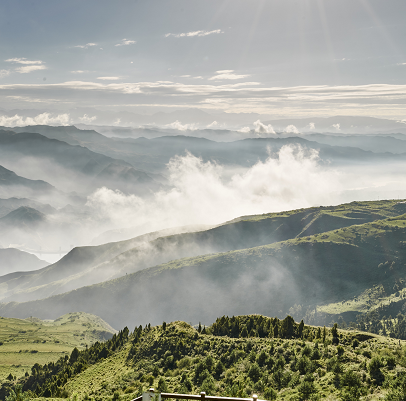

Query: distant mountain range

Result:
[2,108,406,134]
[2,126,406,176]
[0,129,161,195]
[263,116,406,134]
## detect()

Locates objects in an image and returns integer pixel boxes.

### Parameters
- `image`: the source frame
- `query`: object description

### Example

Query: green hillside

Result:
[3,315,406,401]
[1,199,404,305]
[0,312,116,383]
[1,201,406,331]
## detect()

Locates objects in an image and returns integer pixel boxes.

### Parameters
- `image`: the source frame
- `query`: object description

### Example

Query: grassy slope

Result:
[0,312,116,382]
[6,316,406,401]
[2,202,406,329]
[2,200,405,305]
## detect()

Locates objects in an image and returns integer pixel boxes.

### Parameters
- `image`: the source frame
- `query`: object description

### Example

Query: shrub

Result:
[369,356,384,374]
[297,380,316,400]
[157,378,168,392]
[264,387,277,400]
[248,363,261,383]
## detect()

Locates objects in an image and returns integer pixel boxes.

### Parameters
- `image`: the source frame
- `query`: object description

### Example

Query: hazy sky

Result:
[0,0,406,118]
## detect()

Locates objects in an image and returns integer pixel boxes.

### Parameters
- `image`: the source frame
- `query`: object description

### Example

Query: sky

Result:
[0,0,406,120]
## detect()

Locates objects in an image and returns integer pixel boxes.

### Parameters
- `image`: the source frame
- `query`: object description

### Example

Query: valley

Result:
[0,312,115,383]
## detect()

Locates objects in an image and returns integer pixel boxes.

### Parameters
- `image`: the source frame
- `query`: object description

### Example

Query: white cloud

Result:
[5,58,47,74]
[97,77,120,80]
[284,124,300,134]
[165,29,223,38]
[79,114,97,123]
[15,65,47,74]
[5,58,43,65]
[115,38,136,47]
[254,120,276,135]
[2,81,404,101]
[238,126,251,133]
[209,69,250,80]
[0,112,70,127]
[74,43,97,49]
[2,82,406,118]
[332,123,341,130]
[180,75,191,78]
[0,70,10,78]
[207,121,219,128]
[71,70,87,74]
[307,122,315,130]
[165,120,198,131]
[7,95,70,104]
[87,147,339,230]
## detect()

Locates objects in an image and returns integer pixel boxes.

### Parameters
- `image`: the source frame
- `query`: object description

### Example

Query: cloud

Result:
[71,70,87,74]
[115,39,136,47]
[0,112,70,127]
[5,58,47,74]
[15,65,47,74]
[254,120,276,135]
[2,81,405,102]
[79,114,97,123]
[180,75,191,78]
[97,77,120,80]
[0,70,10,78]
[207,121,219,128]
[165,29,223,38]
[284,125,300,134]
[165,120,198,131]
[5,58,43,65]
[87,147,339,231]
[332,123,341,130]
[1,82,406,118]
[7,95,70,104]
[74,43,97,49]
[209,70,250,80]
[238,126,251,133]
[307,122,315,130]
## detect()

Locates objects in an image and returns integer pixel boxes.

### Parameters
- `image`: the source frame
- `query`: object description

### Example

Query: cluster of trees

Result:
[122,318,402,401]
[210,315,327,342]
[355,310,406,340]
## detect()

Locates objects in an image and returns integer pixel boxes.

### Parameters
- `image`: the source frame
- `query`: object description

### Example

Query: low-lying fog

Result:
[3,143,406,260]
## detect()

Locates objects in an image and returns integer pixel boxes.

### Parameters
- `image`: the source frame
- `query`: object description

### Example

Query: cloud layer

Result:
[1,80,406,117]
[0,113,70,126]
[209,70,250,81]
[87,146,339,232]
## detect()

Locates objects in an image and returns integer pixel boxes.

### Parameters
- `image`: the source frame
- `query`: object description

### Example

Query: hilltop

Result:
[2,314,406,401]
